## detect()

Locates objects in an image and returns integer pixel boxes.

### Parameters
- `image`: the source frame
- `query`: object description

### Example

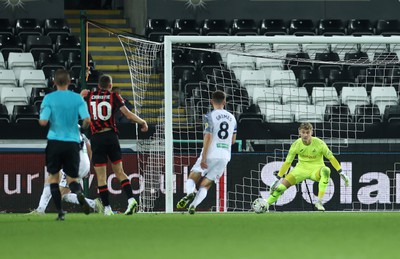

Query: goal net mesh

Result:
[118,35,400,212]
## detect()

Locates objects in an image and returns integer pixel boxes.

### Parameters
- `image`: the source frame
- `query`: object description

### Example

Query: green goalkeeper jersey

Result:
[285,137,334,167]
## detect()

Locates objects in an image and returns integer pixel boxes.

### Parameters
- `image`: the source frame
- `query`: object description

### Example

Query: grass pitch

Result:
[1,212,400,259]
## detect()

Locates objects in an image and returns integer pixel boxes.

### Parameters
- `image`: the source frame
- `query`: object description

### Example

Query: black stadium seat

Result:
[375,19,400,36]
[172,19,200,35]
[289,19,315,36]
[259,19,287,36]
[145,19,171,42]
[12,105,39,123]
[230,19,258,36]
[317,19,345,35]
[324,104,352,122]
[43,18,70,36]
[0,19,13,36]
[0,104,10,123]
[354,104,381,123]
[15,18,42,36]
[201,19,229,36]
[347,19,374,35]
[0,35,24,60]
[55,34,80,53]
[25,35,53,60]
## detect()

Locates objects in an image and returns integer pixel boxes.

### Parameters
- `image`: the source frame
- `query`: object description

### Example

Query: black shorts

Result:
[91,130,122,166]
[46,140,80,178]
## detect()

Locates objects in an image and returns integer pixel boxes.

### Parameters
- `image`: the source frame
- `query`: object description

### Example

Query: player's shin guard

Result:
[120,179,133,199]
[186,178,196,194]
[50,183,62,211]
[318,167,331,200]
[98,185,110,206]
[267,184,287,205]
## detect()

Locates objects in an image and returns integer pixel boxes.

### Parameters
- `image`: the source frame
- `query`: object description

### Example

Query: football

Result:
[252,198,267,214]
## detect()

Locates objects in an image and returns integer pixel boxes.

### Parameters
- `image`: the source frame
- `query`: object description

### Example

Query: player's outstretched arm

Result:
[328,156,350,186]
[120,106,148,132]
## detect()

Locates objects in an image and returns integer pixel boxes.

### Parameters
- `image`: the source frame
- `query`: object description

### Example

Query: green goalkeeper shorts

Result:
[285,164,325,185]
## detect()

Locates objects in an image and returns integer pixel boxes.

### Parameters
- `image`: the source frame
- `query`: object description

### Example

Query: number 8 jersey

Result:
[87,90,125,134]
[203,109,237,161]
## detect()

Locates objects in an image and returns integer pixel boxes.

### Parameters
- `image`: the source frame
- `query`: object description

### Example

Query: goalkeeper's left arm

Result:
[328,156,350,186]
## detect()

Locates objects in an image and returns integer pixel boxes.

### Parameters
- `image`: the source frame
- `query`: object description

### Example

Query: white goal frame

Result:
[163,35,400,213]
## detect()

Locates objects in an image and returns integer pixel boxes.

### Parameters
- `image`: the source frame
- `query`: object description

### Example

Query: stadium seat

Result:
[201,19,229,36]
[324,104,352,122]
[260,104,294,123]
[37,52,65,69]
[332,43,359,60]
[281,87,309,105]
[269,70,297,88]
[226,53,255,79]
[172,19,200,35]
[317,19,346,36]
[288,19,315,36]
[383,105,400,122]
[273,43,301,53]
[370,86,398,115]
[312,87,340,107]
[373,52,398,63]
[15,19,42,39]
[0,104,9,123]
[354,104,381,123]
[230,19,258,36]
[0,52,4,69]
[344,51,369,63]
[0,69,17,89]
[252,87,282,105]
[239,70,268,96]
[347,19,374,35]
[302,44,329,59]
[55,34,80,53]
[25,35,53,60]
[30,87,53,110]
[244,43,272,54]
[7,52,35,78]
[172,52,196,84]
[0,19,13,36]
[256,56,284,81]
[294,104,325,123]
[43,18,70,36]
[18,69,46,96]
[0,35,24,60]
[375,20,400,36]
[259,19,287,36]
[314,52,340,65]
[341,86,370,114]
[297,69,325,94]
[12,104,39,123]
[145,19,171,42]
[197,52,223,72]
[0,87,28,115]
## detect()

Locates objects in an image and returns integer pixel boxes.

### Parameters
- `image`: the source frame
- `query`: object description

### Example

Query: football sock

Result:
[69,181,83,195]
[318,166,331,200]
[98,185,110,206]
[267,184,287,205]
[191,187,208,208]
[37,184,51,212]
[63,193,95,209]
[50,183,62,211]
[120,179,133,199]
[186,178,196,194]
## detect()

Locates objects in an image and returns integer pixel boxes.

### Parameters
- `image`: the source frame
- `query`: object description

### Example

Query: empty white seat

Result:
[0,87,28,115]
[7,52,35,78]
[371,86,398,115]
[0,70,17,88]
[302,44,329,59]
[260,104,294,123]
[269,70,297,88]
[253,87,282,105]
[282,87,309,105]
[0,53,5,69]
[244,43,272,54]
[18,69,47,96]
[273,43,301,53]
[312,87,340,107]
[215,43,242,63]
[294,104,325,122]
[341,86,370,114]
[226,53,255,70]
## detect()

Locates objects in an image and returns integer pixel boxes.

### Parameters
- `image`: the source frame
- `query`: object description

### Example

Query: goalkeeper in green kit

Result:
[263,122,350,212]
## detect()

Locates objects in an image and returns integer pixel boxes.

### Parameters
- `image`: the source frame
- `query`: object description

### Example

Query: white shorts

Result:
[191,156,229,182]
[59,152,90,188]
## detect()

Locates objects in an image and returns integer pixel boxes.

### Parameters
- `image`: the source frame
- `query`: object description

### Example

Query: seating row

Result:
[0,18,70,37]
[146,18,400,41]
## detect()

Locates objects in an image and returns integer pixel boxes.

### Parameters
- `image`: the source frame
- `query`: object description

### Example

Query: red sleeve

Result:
[113,92,125,110]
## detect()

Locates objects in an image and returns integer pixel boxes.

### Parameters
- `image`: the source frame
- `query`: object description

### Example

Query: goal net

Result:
[118,35,400,212]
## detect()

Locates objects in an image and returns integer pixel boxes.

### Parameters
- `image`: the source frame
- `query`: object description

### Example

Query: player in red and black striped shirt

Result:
[82,74,148,216]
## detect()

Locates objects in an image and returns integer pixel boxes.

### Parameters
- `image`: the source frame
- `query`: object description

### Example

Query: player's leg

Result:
[31,173,52,214]
[64,142,90,215]
[45,140,65,220]
[187,158,228,214]
[92,133,113,215]
[176,171,201,209]
[311,166,331,211]
[108,132,138,215]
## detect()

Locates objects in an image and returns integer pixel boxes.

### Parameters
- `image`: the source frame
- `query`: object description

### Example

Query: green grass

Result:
[1,212,400,259]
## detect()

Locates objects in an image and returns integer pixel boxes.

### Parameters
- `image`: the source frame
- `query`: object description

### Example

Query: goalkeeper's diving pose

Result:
[263,122,350,212]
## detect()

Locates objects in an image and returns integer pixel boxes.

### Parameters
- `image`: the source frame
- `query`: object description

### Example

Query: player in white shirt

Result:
[29,133,103,214]
[176,90,237,214]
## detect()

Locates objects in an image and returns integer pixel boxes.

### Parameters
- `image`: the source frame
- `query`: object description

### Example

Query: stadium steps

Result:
[65,10,185,125]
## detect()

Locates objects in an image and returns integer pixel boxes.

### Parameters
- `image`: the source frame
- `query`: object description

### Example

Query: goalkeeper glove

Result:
[338,169,350,187]
[270,176,281,193]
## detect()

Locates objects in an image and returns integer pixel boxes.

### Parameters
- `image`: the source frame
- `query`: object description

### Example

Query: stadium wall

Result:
[1,143,400,212]
[0,0,64,19]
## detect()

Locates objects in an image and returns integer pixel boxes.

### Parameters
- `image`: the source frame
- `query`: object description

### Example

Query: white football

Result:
[252,198,267,214]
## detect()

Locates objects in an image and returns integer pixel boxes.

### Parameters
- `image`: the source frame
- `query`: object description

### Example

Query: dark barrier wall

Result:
[1,149,400,212]
[147,0,400,21]
[0,0,64,19]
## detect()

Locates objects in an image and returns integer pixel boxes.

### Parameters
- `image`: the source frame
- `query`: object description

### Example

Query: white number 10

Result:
[90,101,112,120]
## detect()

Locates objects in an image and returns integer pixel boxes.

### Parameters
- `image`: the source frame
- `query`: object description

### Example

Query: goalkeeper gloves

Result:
[270,176,281,193]
[338,169,350,187]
